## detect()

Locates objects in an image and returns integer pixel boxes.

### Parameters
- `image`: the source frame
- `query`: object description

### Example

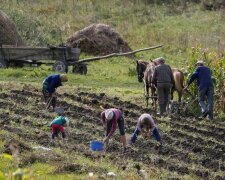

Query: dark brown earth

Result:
[1,85,225,179]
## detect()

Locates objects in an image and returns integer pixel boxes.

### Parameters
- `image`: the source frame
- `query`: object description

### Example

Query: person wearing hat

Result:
[50,108,69,144]
[101,108,127,152]
[152,57,175,116]
[129,113,163,145]
[42,74,68,110]
[184,60,214,120]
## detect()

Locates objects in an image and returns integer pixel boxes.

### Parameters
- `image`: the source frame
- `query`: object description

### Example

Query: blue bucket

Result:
[90,141,104,151]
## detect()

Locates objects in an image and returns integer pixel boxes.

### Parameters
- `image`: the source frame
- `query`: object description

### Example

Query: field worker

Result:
[101,108,127,153]
[152,57,175,116]
[42,74,68,110]
[50,107,69,144]
[129,113,163,145]
[184,60,214,120]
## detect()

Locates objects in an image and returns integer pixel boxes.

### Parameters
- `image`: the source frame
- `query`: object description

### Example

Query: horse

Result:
[136,60,149,82]
[142,61,157,109]
[136,60,184,107]
[171,68,184,102]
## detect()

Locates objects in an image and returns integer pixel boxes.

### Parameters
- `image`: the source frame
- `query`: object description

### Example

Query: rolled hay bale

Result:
[66,23,134,57]
[0,11,23,46]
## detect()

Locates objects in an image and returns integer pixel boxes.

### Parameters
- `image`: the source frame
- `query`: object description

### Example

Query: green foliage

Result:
[0,67,50,79]
[184,45,225,115]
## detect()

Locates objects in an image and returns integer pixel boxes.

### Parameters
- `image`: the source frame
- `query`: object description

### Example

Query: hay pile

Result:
[0,11,23,46]
[66,23,133,56]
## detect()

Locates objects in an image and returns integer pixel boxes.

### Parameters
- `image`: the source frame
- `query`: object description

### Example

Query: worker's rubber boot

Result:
[157,104,165,116]
[164,102,168,116]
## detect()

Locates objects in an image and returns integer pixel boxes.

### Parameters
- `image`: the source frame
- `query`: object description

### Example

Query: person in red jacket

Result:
[101,108,127,153]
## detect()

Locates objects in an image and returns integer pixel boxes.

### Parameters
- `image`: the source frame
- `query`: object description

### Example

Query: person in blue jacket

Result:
[42,74,68,110]
[184,60,214,120]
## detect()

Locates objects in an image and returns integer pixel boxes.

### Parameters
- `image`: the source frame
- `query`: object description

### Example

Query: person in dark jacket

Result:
[42,74,68,110]
[152,57,175,116]
[101,108,127,153]
[184,60,214,120]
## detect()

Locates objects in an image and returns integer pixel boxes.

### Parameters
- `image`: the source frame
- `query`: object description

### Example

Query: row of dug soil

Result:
[1,87,225,179]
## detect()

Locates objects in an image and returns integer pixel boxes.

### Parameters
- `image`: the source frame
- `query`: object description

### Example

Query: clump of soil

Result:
[66,23,133,56]
[0,11,23,45]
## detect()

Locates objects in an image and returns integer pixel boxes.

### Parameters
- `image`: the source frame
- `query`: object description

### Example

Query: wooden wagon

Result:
[0,44,162,74]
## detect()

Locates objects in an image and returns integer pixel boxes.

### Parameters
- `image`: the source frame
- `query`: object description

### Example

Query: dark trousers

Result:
[42,82,57,109]
[106,116,125,136]
[199,86,214,119]
[157,83,172,114]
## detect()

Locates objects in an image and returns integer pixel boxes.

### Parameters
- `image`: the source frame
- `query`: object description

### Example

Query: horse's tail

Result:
[179,70,185,89]
[173,70,184,92]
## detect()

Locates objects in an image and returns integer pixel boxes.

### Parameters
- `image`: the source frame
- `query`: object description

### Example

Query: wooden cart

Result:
[0,44,89,74]
[0,44,163,74]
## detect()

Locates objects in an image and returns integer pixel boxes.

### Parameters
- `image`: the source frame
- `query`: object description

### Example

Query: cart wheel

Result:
[53,61,68,73]
[72,64,87,75]
[0,58,8,68]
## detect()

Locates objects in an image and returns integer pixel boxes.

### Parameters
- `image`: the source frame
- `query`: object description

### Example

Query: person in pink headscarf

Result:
[101,108,127,153]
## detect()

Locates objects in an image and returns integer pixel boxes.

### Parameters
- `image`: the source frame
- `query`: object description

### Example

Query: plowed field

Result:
[1,84,225,179]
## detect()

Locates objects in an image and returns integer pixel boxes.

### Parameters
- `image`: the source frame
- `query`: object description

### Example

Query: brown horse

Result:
[136,60,149,82]
[136,60,184,107]
[171,68,184,102]
[142,61,157,109]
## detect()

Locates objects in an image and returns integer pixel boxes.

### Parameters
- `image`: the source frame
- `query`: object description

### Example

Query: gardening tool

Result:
[46,96,54,109]
[184,88,195,99]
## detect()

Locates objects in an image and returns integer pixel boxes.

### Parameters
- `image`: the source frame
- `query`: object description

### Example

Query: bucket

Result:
[90,141,104,151]
[55,107,64,115]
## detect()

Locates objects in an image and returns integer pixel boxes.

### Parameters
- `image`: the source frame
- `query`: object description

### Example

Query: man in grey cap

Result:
[152,57,175,116]
[184,60,214,120]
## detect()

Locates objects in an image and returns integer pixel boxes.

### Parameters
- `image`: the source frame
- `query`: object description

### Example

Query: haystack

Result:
[66,23,133,56]
[0,11,23,46]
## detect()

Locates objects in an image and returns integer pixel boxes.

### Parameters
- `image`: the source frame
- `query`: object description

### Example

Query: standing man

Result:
[101,108,127,153]
[42,74,68,110]
[184,60,214,120]
[152,57,175,116]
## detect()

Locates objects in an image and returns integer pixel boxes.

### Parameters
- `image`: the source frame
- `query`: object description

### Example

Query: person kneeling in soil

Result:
[42,74,68,110]
[50,108,69,144]
[101,108,127,153]
[129,113,163,145]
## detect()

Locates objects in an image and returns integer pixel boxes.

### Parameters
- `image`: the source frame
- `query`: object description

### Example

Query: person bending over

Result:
[101,108,127,153]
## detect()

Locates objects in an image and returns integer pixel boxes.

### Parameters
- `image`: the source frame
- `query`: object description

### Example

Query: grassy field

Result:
[0,0,225,179]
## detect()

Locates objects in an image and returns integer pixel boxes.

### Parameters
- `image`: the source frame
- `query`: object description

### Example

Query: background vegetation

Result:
[0,0,225,179]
